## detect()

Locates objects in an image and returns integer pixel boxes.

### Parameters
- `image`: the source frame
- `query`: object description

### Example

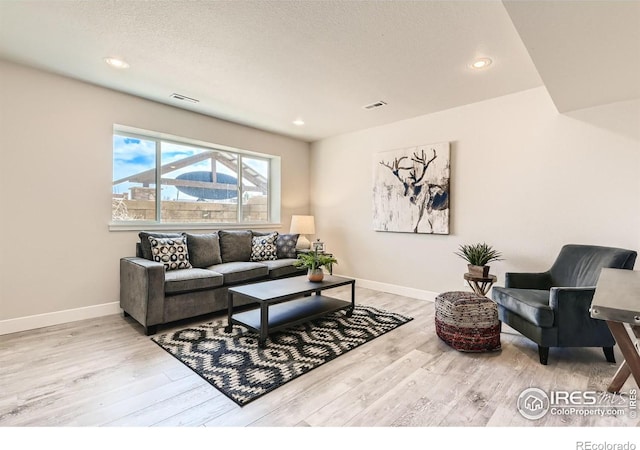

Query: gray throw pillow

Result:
[276,233,299,259]
[138,231,181,261]
[183,232,222,268]
[218,230,253,262]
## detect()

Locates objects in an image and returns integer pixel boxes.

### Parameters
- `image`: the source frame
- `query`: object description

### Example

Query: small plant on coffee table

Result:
[294,250,338,282]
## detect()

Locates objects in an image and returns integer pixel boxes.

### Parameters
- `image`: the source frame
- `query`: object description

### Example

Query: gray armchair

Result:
[492,244,637,365]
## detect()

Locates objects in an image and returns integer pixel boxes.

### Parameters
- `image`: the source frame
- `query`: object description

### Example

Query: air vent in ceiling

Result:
[170,93,199,103]
[362,100,387,110]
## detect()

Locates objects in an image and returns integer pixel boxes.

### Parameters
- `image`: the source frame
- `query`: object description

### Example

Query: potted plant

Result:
[455,242,503,277]
[294,250,338,282]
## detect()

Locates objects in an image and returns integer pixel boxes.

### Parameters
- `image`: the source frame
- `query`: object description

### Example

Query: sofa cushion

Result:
[164,268,224,294]
[262,259,306,279]
[492,287,554,328]
[219,230,253,262]
[276,233,299,259]
[206,261,268,285]
[250,232,278,262]
[139,231,181,261]
[183,232,222,268]
[148,236,192,271]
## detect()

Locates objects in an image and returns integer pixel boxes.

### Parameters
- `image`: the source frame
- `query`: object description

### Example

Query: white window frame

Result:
[109,125,281,231]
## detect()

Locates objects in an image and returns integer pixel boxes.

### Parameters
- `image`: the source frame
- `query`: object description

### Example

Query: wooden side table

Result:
[464,273,497,297]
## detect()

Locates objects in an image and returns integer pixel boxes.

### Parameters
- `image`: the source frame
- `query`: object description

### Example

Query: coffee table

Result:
[225,275,356,348]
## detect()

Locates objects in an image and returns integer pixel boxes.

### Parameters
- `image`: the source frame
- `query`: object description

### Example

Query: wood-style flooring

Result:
[1,286,637,428]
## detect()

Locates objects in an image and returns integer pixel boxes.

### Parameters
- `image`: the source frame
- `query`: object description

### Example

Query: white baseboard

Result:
[0,277,437,336]
[344,275,438,302]
[0,302,121,336]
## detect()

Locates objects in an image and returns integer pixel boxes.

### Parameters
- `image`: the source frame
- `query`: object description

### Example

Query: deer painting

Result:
[374,143,450,234]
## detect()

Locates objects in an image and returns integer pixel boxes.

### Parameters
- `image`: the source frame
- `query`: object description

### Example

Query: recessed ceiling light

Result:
[104,57,129,69]
[293,118,305,126]
[470,57,492,70]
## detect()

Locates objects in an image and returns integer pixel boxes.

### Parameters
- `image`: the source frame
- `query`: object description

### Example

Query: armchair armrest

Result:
[505,271,552,289]
[549,286,614,347]
[119,257,166,331]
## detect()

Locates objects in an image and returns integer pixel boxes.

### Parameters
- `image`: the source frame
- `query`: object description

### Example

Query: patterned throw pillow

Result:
[148,236,192,271]
[276,233,299,259]
[250,232,278,262]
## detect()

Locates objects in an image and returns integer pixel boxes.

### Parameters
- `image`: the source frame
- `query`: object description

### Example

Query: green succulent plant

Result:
[455,242,503,266]
[294,250,338,270]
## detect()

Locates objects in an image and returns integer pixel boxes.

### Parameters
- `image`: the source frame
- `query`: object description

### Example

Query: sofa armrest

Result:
[120,257,165,330]
[505,271,552,289]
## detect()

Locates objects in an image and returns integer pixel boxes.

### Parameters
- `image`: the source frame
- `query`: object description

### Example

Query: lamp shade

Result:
[290,215,315,235]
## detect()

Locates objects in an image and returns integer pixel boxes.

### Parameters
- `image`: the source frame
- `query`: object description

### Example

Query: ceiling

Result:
[0,1,638,142]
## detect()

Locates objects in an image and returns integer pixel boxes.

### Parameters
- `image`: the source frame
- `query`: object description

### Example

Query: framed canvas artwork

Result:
[373,141,450,234]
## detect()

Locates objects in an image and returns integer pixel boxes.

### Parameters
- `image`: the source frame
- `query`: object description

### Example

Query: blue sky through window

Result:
[113,135,268,202]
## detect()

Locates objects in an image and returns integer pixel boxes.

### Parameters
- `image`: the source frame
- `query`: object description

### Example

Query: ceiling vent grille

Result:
[170,93,199,103]
[362,100,387,110]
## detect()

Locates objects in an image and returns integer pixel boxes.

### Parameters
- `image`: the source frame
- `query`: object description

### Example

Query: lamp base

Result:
[296,235,311,250]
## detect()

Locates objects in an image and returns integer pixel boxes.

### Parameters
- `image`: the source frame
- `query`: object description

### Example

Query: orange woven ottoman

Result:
[435,291,501,352]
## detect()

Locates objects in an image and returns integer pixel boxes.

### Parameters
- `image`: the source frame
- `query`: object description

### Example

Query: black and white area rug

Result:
[152,305,413,406]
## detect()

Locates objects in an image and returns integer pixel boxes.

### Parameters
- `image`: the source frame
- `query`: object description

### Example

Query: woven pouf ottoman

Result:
[435,291,501,352]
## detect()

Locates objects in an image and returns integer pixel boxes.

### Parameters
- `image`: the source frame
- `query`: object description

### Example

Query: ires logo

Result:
[517,388,632,420]
[517,388,550,420]
[551,391,598,405]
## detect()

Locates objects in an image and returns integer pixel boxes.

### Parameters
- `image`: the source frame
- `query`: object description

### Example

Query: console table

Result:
[590,268,640,393]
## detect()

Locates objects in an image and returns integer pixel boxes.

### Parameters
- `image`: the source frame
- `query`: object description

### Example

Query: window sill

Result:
[108,222,283,232]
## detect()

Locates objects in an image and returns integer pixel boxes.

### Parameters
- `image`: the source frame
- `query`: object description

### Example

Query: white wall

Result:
[310,87,640,296]
[0,60,310,329]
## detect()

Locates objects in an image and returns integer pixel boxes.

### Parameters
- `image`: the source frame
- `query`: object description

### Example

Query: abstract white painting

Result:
[373,142,450,234]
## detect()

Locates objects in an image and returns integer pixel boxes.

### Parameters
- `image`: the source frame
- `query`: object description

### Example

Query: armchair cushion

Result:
[492,287,554,327]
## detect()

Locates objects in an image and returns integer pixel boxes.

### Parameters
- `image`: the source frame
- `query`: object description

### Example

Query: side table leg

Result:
[607,361,631,393]
[606,322,640,391]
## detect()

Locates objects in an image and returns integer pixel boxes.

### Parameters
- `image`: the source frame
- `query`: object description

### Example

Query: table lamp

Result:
[290,215,315,250]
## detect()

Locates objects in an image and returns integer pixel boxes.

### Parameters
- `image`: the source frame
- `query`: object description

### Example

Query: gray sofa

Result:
[120,229,305,335]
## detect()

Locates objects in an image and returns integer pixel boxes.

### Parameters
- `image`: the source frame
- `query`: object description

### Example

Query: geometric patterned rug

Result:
[151,305,413,406]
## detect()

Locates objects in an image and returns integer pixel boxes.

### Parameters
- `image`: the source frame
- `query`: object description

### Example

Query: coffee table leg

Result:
[225,291,234,333]
[346,281,355,317]
[259,302,269,348]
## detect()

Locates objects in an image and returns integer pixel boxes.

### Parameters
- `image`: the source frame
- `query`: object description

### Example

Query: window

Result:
[111,127,279,228]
